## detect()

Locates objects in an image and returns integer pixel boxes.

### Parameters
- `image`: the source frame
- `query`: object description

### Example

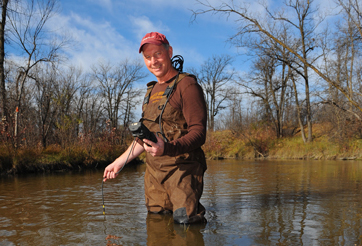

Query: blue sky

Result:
[53,0,242,79]
[46,0,339,86]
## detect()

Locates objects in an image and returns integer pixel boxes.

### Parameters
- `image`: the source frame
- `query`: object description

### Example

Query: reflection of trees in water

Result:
[204,160,362,245]
[252,162,362,245]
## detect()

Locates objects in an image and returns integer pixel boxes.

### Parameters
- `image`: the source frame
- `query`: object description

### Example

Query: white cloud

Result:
[47,12,140,72]
[86,0,113,12]
[136,0,200,10]
[129,15,170,41]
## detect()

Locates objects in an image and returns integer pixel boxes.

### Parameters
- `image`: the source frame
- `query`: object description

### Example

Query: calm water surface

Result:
[0,160,362,246]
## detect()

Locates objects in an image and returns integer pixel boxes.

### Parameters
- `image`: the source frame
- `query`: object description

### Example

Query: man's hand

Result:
[103,162,124,182]
[102,140,145,182]
[143,135,164,156]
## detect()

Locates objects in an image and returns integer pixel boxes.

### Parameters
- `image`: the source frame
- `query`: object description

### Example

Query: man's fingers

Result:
[103,171,116,181]
[143,139,154,147]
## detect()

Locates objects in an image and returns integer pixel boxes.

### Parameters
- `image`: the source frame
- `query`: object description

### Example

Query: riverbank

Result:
[0,141,142,176]
[204,129,362,160]
[1,129,362,176]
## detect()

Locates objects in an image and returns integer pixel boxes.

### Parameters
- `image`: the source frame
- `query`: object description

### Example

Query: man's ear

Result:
[168,46,173,59]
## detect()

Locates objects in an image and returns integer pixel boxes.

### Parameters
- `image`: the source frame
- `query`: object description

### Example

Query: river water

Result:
[0,159,361,246]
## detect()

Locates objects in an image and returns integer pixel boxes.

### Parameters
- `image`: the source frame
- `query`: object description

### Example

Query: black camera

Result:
[129,122,157,143]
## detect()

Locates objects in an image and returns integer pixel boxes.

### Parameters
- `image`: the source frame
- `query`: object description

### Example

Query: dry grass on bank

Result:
[203,123,362,160]
[0,140,130,175]
[270,136,362,160]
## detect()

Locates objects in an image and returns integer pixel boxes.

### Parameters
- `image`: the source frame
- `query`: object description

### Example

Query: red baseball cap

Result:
[139,32,169,53]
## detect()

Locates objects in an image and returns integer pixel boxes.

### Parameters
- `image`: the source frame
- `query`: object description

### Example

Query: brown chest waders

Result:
[140,73,207,224]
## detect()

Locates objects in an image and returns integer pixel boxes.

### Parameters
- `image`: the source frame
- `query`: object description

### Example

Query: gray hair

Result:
[162,43,170,50]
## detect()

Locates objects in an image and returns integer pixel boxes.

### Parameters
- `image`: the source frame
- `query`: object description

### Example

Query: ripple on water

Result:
[1,161,362,246]
[0,229,17,237]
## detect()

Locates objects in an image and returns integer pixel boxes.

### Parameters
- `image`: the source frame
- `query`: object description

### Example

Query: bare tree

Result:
[338,0,362,38]
[272,0,321,142]
[32,64,58,148]
[6,0,68,147]
[241,53,293,138]
[229,14,296,139]
[320,0,362,118]
[53,67,88,148]
[192,0,362,136]
[290,70,307,142]
[194,0,315,141]
[119,86,142,144]
[217,87,243,130]
[314,1,362,141]
[30,65,90,148]
[81,92,104,139]
[192,54,235,131]
[72,72,93,138]
[92,59,147,131]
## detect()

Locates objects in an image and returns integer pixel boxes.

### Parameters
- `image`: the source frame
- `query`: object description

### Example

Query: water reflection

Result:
[202,160,362,246]
[146,213,205,245]
[0,160,361,245]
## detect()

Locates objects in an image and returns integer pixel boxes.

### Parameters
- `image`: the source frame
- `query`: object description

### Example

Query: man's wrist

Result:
[163,142,171,156]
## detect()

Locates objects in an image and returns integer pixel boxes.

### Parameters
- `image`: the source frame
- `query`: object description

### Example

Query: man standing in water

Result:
[103,32,207,224]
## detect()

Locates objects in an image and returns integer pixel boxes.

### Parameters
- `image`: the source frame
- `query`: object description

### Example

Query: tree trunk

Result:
[291,72,307,143]
[0,0,9,134]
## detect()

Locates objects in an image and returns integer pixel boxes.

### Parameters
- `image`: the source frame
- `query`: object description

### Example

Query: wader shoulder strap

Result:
[143,81,157,105]
[157,73,190,109]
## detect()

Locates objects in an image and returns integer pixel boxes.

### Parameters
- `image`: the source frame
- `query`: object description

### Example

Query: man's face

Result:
[142,43,173,83]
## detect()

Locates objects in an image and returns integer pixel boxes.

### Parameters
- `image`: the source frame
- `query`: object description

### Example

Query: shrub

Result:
[0,145,13,172]
[12,147,41,173]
